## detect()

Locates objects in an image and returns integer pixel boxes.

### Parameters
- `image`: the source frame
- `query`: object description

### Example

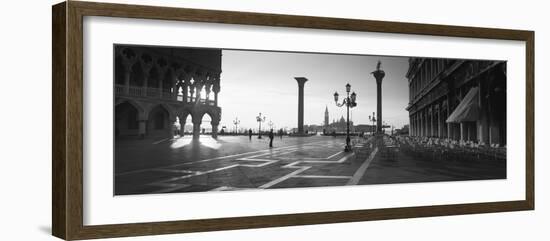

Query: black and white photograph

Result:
[114,45,507,195]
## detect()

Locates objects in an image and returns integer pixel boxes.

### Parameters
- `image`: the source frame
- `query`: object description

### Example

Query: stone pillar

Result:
[415,115,418,136]
[195,85,202,104]
[182,83,188,103]
[416,114,420,136]
[438,107,443,138]
[490,123,500,146]
[416,115,419,136]
[213,78,220,107]
[409,116,413,136]
[409,115,416,136]
[295,77,308,134]
[372,68,385,134]
[123,65,131,95]
[142,61,153,97]
[410,114,416,136]
[172,80,179,101]
[420,113,423,136]
[138,119,147,139]
[211,121,219,139]
[460,122,466,141]
[179,117,186,137]
[429,108,433,137]
[141,73,148,97]
[159,78,164,98]
[478,87,489,145]
[426,111,430,137]
[425,110,429,137]
[192,118,201,140]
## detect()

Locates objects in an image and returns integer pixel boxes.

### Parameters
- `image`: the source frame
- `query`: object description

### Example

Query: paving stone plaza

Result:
[115,135,505,195]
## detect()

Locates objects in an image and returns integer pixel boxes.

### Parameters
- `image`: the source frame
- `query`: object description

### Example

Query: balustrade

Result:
[115,84,217,106]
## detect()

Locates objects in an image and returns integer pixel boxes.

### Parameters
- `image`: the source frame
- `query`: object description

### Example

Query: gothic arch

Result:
[115,99,146,120]
[146,103,175,121]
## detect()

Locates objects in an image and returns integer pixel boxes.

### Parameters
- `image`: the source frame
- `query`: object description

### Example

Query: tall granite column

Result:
[371,61,385,134]
[295,77,308,134]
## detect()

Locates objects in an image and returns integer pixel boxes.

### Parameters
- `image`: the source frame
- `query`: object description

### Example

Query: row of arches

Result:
[114,46,221,106]
[115,99,221,140]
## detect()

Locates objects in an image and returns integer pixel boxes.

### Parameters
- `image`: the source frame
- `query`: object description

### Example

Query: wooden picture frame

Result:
[52,1,534,240]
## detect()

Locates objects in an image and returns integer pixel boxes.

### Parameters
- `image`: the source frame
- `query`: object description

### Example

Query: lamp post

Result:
[334,83,357,152]
[232,117,240,134]
[256,113,266,139]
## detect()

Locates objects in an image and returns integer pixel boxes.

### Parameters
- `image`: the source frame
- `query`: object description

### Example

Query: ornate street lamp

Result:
[256,112,266,139]
[232,117,240,134]
[334,83,358,152]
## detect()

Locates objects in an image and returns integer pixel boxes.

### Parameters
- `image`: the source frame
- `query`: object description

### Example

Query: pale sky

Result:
[217,49,410,131]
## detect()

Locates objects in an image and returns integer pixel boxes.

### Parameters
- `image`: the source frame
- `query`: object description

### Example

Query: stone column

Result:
[213,77,220,107]
[159,78,164,98]
[192,117,201,140]
[195,85,202,104]
[410,116,414,136]
[211,120,219,139]
[123,65,131,95]
[188,85,195,103]
[420,113,423,136]
[179,117,186,137]
[182,82,189,103]
[157,68,167,99]
[372,65,385,134]
[414,112,418,136]
[120,50,136,95]
[142,73,149,97]
[425,110,428,137]
[460,122,465,141]
[416,115,419,136]
[138,119,147,139]
[295,77,308,134]
[426,110,430,137]
[429,108,433,137]
[411,115,415,136]
[142,62,153,97]
[438,106,443,138]
[416,114,419,136]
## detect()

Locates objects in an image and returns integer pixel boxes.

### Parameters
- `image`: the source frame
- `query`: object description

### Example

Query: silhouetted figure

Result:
[248,129,253,141]
[268,129,274,148]
[278,128,283,139]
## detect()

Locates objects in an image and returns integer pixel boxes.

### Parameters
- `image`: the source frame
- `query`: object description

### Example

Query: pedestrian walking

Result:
[279,128,283,139]
[268,129,274,148]
[248,128,253,141]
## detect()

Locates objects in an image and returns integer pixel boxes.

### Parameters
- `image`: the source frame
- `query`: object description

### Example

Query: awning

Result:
[446,87,479,123]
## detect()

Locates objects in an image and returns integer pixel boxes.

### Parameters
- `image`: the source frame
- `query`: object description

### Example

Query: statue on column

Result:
[371,60,385,134]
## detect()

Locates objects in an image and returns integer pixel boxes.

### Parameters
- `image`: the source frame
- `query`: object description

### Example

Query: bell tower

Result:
[324,105,329,128]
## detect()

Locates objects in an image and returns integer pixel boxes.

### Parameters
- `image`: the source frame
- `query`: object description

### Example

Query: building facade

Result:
[406,58,506,146]
[114,45,222,140]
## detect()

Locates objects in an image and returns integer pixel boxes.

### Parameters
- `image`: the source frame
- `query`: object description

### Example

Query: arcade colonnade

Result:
[114,45,222,140]
[407,58,506,146]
